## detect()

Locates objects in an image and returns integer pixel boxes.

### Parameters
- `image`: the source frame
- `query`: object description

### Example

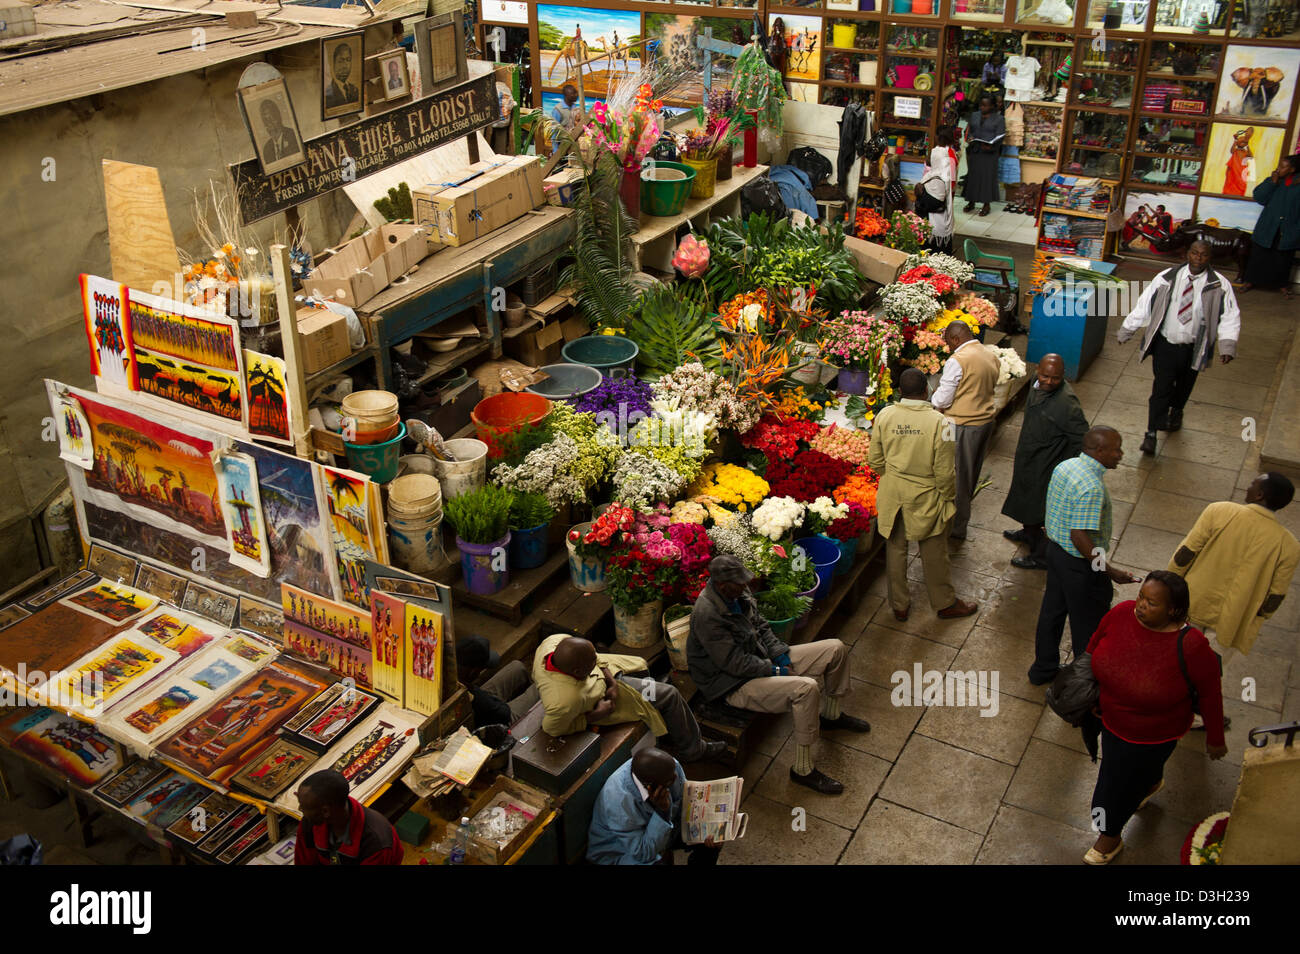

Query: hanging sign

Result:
[894,97,923,120]
[229,71,499,224]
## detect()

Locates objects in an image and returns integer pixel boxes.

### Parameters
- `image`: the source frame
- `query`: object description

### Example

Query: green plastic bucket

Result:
[561,335,639,378]
[344,422,406,484]
[641,161,696,217]
[525,363,603,401]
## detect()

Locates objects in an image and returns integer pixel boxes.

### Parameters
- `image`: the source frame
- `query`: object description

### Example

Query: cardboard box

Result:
[464,776,553,864]
[377,223,432,279]
[297,306,352,374]
[843,236,910,286]
[0,2,36,40]
[424,156,545,248]
[413,161,499,250]
[303,231,391,309]
[542,170,583,208]
[502,318,563,367]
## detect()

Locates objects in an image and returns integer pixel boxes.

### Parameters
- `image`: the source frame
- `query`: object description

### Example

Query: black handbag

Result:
[1175,625,1200,715]
[1046,652,1099,727]
[915,182,947,215]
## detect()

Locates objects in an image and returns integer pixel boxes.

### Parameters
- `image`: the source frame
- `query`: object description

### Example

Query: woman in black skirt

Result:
[962,95,1005,218]
[1242,154,1300,300]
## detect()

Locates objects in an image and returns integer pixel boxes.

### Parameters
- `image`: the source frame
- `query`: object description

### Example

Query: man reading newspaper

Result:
[587,748,730,866]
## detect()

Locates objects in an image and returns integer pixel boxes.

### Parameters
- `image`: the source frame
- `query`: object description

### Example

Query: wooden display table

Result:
[630,164,768,273]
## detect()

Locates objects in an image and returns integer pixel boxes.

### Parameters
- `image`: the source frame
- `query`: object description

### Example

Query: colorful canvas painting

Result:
[124,773,208,827]
[76,391,227,549]
[769,14,822,82]
[404,602,443,716]
[369,591,405,703]
[44,634,176,711]
[94,759,169,807]
[282,583,372,651]
[215,452,271,577]
[1195,195,1263,232]
[195,803,261,855]
[192,658,243,691]
[1217,45,1300,123]
[60,580,158,626]
[319,466,378,609]
[80,274,136,388]
[132,563,190,606]
[10,709,123,787]
[1203,123,1286,196]
[230,738,317,798]
[87,543,138,584]
[1120,191,1196,255]
[643,14,741,103]
[225,635,274,665]
[244,350,292,445]
[167,791,240,845]
[181,581,239,628]
[22,569,95,610]
[123,684,199,733]
[135,610,217,657]
[290,682,379,752]
[238,598,284,645]
[157,660,328,782]
[55,393,94,470]
[282,706,422,810]
[127,290,244,427]
[537,5,643,93]
[283,623,373,687]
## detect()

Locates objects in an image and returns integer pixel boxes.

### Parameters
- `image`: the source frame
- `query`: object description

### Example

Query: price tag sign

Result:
[895,97,923,119]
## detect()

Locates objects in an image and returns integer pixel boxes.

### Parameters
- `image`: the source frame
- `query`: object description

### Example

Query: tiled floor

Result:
[952,199,1040,246]
[719,238,1300,865]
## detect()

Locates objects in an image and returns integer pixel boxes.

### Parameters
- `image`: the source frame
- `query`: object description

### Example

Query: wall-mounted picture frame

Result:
[322,31,365,120]
[414,13,467,96]
[378,49,411,101]
[238,77,307,176]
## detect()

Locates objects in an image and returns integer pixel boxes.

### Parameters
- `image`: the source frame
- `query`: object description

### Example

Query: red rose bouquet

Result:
[740,413,820,460]
[605,547,681,613]
[824,502,873,542]
[764,449,855,503]
[568,503,635,559]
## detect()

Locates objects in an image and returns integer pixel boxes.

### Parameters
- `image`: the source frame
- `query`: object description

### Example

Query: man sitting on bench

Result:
[532,633,724,763]
[687,555,870,796]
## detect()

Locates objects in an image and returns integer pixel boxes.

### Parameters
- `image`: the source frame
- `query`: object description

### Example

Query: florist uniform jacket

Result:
[1001,380,1089,527]
[532,633,667,738]
[687,582,789,702]
[1167,502,1300,654]
[868,398,957,541]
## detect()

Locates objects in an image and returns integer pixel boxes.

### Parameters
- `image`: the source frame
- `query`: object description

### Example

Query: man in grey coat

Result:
[688,555,869,796]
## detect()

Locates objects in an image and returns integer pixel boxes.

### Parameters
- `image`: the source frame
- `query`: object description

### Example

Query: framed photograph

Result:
[321,31,364,120]
[238,77,307,176]
[414,13,466,95]
[182,582,239,628]
[376,49,411,101]
[88,543,138,585]
[133,563,189,606]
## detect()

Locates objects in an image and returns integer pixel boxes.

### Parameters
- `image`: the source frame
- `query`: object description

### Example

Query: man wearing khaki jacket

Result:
[870,368,979,621]
[931,320,1001,540]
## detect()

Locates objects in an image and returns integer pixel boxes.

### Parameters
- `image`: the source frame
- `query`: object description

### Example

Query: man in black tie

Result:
[325,42,359,111]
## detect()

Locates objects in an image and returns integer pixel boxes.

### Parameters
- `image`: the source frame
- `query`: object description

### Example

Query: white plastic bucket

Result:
[398,454,437,477]
[388,509,445,574]
[433,438,488,500]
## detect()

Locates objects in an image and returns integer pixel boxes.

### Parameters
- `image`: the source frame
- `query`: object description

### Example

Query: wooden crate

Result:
[464,776,555,864]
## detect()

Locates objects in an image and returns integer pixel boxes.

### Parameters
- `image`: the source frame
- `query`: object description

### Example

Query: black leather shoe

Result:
[1011,555,1048,570]
[1140,432,1157,456]
[684,740,728,762]
[1167,408,1183,432]
[1027,668,1059,686]
[789,767,844,796]
[1003,528,1030,544]
[821,714,871,733]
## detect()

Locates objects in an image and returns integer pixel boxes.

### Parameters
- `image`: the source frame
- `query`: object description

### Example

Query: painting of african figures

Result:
[319,466,379,610]
[157,661,327,782]
[244,350,292,445]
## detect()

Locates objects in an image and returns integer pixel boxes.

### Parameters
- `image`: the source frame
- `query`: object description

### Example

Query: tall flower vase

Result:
[613,599,663,648]
[743,111,758,167]
[566,522,607,592]
[620,161,642,220]
[716,147,734,181]
[837,366,870,395]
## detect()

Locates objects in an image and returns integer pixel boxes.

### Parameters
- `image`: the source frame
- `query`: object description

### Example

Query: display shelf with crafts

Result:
[1036,173,1119,259]
[1151,0,1232,35]
[947,0,1010,22]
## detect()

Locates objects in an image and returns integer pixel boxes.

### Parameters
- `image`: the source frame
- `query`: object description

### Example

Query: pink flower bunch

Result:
[668,522,713,573]
[810,424,871,466]
[957,293,999,327]
[627,503,675,557]
[820,311,903,370]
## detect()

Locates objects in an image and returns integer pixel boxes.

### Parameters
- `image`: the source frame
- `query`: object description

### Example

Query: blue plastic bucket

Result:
[794,536,841,600]
[508,523,549,569]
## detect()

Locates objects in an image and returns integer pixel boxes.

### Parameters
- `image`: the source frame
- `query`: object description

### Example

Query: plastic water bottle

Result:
[448,817,472,865]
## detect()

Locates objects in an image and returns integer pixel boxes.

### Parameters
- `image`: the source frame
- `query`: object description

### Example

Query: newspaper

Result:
[403,727,493,798]
[682,775,748,845]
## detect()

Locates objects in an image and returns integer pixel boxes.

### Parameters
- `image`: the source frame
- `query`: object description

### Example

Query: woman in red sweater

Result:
[1084,570,1227,865]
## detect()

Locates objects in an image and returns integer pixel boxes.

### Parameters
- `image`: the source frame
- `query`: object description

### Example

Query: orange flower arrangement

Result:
[722,332,791,408]
[833,467,880,518]
[717,289,774,333]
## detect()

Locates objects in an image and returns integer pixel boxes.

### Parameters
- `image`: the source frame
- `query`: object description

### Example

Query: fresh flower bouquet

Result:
[883,211,933,254]
[707,512,760,564]
[855,207,888,240]
[670,499,709,525]
[802,496,850,535]
[990,345,1028,384]
[901,328,949,374]
[898,264,960,303]
[810,424,871,467]
[574,374,654,425]
[902,252,975,285]
[824,502,873,543]
[956,292,999,328]
[612,451,688,509]
[722,330,795,409]
[926,309,981,338]
[751,496,807,542]
[879,281,942,327]
[833,468,881,518]
[739,413,819,460]
[669,522,713,573]
[768,385,826,422]
[820,310,904,370]
[690,462,769,511]
[568,503,636,559]
[586,84,663,168]
[605,547,681,613]
[651,363,758,433]
[492,433,587,508]
[548,404,622,487]
[717,289,775,335]
[764,450,855,503]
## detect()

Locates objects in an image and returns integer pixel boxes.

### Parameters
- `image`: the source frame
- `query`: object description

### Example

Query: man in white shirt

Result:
[931,321,1000,540]
[1117,241,1240,456]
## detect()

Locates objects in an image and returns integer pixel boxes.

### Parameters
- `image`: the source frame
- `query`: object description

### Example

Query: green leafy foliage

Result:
[622,284,722,380]
[757,584,813,622]
[373,182,413,222]
[445,484,514,545]
[508,491,555,531]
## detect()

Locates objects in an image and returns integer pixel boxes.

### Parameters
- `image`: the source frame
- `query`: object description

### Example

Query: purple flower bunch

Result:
[574,374,654,419]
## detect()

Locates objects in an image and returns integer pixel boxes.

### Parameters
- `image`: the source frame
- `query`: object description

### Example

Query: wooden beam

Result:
[271,244,312,459]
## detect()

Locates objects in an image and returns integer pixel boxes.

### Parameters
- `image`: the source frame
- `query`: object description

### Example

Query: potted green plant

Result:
[445,484,514,596]
[757,584,814,639]
[507,492,555,571]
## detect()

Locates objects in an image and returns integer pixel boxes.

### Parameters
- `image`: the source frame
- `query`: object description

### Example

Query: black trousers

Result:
[1030,541,1113,682]
[1091,726,1177,838]
[1147,334,1198,433]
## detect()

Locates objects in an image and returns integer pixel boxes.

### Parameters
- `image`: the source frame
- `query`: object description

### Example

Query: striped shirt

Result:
[1045,454,1112,559]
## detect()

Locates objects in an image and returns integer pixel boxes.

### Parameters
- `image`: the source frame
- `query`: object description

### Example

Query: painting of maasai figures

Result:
[318,466,378,610]
[238,598,284,645]
[123,685,199,733]
[244,350,291,445]
[230,738,317,799]
[76,391,227,549]
[283,623,373,687]
[80,274,136,388]
[1203,123,1286,196]
[282,583,372,650]
[404,603,442,716]
[181,582,239,628]
[11,709,123,787]
[216,452,270,577]
[195,803,260,855]
[1216,45,1300,123]
[60,580,158,626]
[281,707,422,810]
[95,758,168,807]
[167,791,239,845]
[289,682,379,752]
[134,610,217,657]
[55,393,93,470]
[216,820,270,865]
[157,661,327,782]
[133,563,190,606]
[369,591,405,703]
[45,635,176,712]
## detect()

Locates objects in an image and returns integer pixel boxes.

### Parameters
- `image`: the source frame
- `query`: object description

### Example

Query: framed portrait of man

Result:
[238,78,307,176]
[321,31,364,120]
[378,50,411,101]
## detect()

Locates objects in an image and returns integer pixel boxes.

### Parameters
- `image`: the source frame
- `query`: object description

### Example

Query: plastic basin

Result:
[561,335,639,379]
[641,161,697,217]
[525,363,603,401]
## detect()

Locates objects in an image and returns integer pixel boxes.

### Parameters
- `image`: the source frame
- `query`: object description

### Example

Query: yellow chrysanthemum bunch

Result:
[690,463,769,512]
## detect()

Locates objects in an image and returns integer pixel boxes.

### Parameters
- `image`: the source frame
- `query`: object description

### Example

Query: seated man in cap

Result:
[688,555,870,795]
[457,635,539,729]
[532,633,724,763]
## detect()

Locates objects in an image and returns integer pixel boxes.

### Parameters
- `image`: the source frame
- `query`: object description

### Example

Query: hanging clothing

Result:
[837,102,868,190]
[1003,56,1041,103]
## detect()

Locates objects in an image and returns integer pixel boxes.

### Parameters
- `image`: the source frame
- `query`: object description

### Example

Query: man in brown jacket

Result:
[870,368,979,621]
[931,320,1000,540]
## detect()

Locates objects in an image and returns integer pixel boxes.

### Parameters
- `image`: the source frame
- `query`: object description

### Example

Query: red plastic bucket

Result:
[471,392,551,459]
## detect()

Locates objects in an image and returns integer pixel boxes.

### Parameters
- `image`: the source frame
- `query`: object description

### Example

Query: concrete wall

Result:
[0,28,394,590]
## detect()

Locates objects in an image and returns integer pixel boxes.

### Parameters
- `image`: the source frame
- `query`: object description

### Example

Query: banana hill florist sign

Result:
[230,72,498,224]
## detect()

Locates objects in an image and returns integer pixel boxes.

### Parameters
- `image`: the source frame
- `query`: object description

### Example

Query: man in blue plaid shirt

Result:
[1028,426,1142,685]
